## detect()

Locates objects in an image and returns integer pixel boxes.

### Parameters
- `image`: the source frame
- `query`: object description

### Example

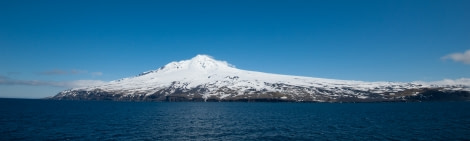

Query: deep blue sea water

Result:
[0,99,469,140]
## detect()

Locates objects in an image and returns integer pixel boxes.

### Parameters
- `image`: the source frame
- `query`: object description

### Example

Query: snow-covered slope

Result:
[52,55,470,102]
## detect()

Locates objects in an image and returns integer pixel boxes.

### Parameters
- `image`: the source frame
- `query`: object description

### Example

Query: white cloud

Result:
[0,76,107,88]
[442,50,470,64]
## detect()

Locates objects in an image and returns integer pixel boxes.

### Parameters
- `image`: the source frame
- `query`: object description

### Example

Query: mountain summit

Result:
[157,55,235,72]
[52,55,470,102]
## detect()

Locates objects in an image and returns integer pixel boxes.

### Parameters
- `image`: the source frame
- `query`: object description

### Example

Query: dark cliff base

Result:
[50,90,470,103]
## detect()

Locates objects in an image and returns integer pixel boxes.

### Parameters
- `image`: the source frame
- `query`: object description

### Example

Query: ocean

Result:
[1,98,469,140]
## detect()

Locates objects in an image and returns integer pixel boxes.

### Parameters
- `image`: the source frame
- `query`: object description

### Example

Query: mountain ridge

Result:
[51,55,470,102]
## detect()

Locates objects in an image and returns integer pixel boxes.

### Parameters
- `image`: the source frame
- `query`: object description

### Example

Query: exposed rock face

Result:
[51,55,470,102]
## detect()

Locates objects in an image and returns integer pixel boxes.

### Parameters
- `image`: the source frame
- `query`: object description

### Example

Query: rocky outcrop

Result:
[51,87,470,102]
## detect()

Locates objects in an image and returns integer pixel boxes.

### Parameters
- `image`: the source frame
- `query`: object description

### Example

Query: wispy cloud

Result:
[70,69,88,74]
[91,72,103,76]
[6,72,21,76]
[38,69,103,76]
[39,69,76,75]
[0,75,9,80]
[442,49,470,64]
[0,75,106,88]
[59,80,107,88]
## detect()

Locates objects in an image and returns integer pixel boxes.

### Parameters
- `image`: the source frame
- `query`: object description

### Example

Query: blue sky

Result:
[1,0,469,98]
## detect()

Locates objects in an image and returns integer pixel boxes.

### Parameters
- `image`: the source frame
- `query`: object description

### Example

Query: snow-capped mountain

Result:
[51,55,470,102]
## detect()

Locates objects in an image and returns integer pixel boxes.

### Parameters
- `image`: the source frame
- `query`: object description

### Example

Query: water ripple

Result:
[0,99,469,140]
